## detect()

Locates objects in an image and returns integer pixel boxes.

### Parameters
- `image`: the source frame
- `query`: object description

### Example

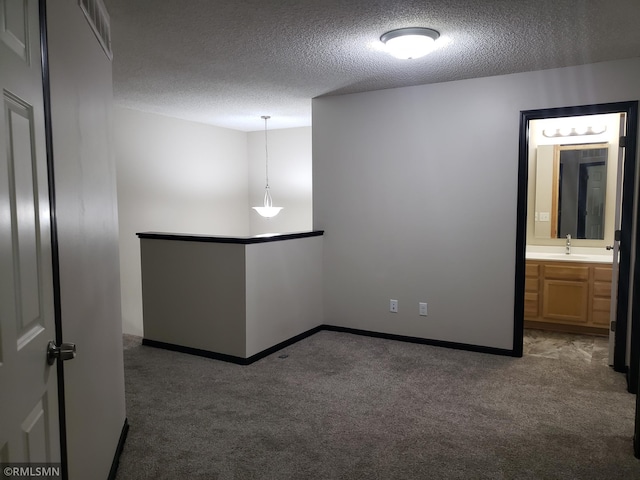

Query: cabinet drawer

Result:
[594,266,612,282]
[544,264,589,281]
[526,263,540,278]
[525,276,538,293]
[593,281,612,298]
[524,292,539,318]
[592,310,610,326]
[593,297,611,313]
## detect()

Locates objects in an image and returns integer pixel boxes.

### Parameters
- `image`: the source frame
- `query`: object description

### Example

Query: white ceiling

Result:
[103,0,640,132]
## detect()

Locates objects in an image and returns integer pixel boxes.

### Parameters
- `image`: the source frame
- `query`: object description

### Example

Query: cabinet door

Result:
[542,280,589,323]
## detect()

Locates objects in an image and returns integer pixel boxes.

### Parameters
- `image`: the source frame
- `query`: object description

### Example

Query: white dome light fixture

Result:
[380,27,440,59]
[252,115,283,218]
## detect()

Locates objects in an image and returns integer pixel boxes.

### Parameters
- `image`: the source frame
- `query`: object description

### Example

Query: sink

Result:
[539,253,589,260]
[526,252,611,263]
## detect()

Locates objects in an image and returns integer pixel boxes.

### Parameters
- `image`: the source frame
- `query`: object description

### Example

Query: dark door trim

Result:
[39,1,68,478]
[514,101,639,376]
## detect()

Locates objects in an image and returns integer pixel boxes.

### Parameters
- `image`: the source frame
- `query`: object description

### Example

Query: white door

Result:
[0,0,60,466]
[608,114,626,365]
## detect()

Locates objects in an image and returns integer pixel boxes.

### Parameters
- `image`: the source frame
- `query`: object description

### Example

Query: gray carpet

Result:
[115,330,639,479]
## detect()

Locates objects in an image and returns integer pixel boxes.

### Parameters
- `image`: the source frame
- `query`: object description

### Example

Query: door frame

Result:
[514,101,639,379]
[39,0,68,477]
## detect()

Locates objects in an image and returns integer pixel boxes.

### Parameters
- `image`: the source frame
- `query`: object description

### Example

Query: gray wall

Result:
[47,0,126,477]
[114,107,249,336]
[313,58,640,351]
[140,239,247,357]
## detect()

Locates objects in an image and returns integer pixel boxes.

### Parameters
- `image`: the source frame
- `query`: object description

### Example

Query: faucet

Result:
[565,234,571,255]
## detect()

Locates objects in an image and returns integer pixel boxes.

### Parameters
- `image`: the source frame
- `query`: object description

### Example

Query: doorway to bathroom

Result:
[514,101,639,391]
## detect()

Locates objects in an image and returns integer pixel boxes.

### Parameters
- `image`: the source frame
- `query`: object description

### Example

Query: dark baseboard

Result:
[142,325,323,366]
[108,418,129,480]
[143,324,514,364]
[142,338,251,364]
[321,325,516,357]
[246,325,323,363]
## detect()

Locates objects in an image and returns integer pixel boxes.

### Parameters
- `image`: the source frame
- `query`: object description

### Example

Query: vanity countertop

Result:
[525,251,613,263]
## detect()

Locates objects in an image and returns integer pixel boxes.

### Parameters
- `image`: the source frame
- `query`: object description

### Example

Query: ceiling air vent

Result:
[78,0,113,60]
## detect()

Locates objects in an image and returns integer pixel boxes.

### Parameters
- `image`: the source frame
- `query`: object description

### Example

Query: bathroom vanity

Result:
[137,230,324,363]
[524,253,613,335]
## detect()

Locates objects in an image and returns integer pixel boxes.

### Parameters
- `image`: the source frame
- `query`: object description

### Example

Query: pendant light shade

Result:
[252,115,283,218]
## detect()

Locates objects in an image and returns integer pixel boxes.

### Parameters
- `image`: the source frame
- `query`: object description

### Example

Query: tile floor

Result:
[523,328,610,365]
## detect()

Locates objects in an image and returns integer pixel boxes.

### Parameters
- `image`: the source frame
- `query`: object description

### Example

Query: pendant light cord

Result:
[262,115,270,189]
[252,114,281,216]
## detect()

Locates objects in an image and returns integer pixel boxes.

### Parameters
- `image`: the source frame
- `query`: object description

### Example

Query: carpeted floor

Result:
[115,330,639,479]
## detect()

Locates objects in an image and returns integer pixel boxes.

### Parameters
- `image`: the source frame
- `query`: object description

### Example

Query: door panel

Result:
[6,95,45,345]
[0,0,59,466]
[21,398,50,462]
[0,0,30,62]
[584,163,606,238]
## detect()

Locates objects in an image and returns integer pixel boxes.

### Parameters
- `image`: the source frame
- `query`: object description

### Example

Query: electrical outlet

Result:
[390,299,398,313]
[419,302,428,316]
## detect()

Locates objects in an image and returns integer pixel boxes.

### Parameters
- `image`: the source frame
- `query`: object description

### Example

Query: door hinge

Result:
[620,136,627,147]
[611,321,616,332]
[615,229,622,242]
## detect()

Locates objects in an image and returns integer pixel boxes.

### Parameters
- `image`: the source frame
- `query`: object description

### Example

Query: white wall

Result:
[313,58,640,351]
[47,0,126,477]
[248,127,313,235]
[246,236,323,356]
[114,107,250,335]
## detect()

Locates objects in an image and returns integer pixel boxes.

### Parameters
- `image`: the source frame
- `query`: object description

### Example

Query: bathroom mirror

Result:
[534,143,609,240]
[528,113,621,248]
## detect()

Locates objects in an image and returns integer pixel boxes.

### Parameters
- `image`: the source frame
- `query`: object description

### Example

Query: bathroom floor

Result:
[524,328,609,366]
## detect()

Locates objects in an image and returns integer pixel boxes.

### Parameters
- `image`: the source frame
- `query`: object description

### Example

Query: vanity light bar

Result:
[542,126,607,138]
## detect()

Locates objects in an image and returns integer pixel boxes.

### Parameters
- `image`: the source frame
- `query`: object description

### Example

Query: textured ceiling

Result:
[103,0,640,131]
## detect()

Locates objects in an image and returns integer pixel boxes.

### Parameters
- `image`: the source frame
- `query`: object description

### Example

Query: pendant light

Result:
[252,115,283,218]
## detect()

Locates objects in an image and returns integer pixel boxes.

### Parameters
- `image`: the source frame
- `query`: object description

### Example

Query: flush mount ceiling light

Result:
[380,27,440,59]
[252,115,283,218]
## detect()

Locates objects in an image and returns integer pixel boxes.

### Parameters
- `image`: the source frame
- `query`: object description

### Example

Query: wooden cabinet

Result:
[592,267,612,327]
[524,260,612,335]
[524,263,540,318]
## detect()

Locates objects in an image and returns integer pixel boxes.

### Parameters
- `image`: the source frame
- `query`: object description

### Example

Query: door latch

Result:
[47,341,76,365]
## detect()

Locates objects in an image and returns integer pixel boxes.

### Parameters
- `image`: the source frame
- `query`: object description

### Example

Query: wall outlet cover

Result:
[390,299,398,313]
